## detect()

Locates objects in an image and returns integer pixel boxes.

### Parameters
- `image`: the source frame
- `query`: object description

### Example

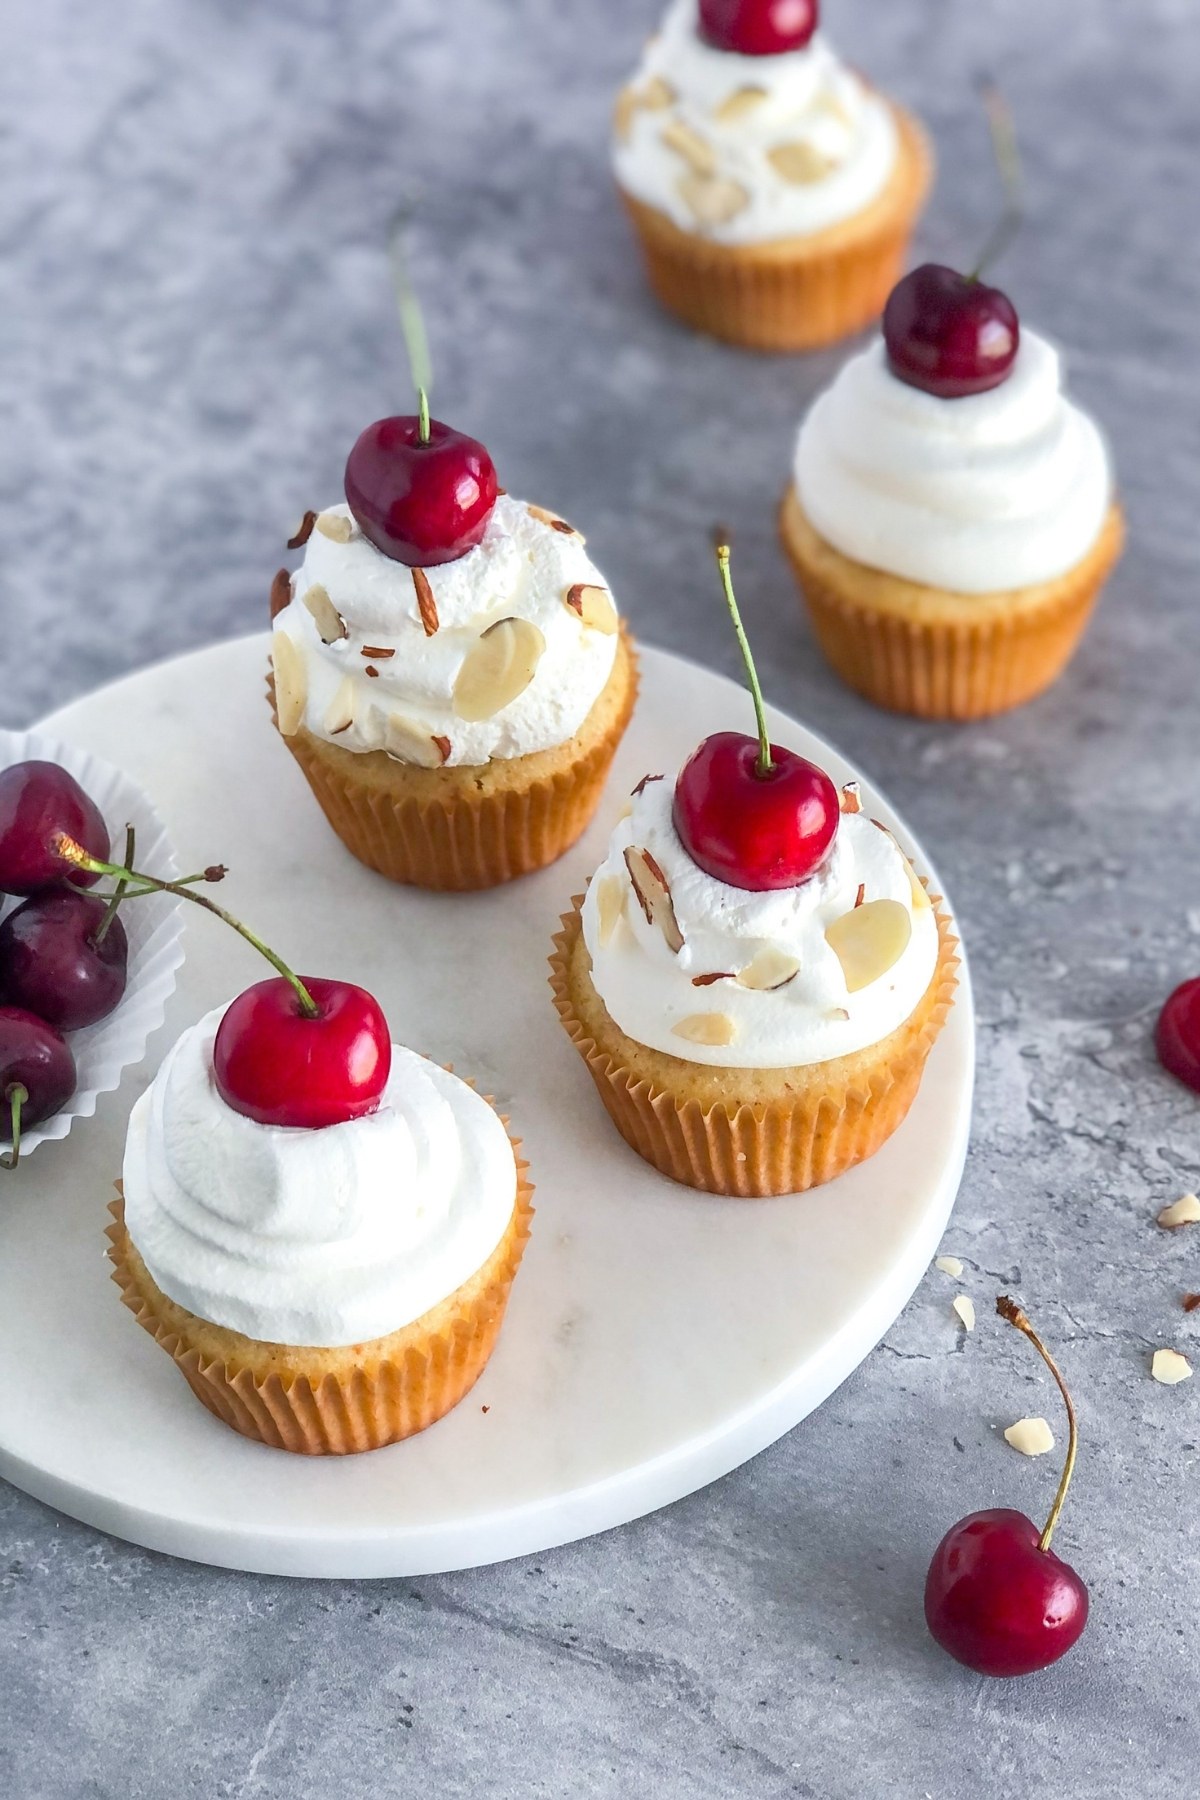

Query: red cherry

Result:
[0,891,128,1031]
[925,1507,1089,1678]
[213,976,392,1130]
[883,264,1020,399]
[0,761,109,897]
[698,0,818,55]
[0,1006,77,1166]
[344,414,498,567]
[673,731,838,890]
[1156,978,1200,1094]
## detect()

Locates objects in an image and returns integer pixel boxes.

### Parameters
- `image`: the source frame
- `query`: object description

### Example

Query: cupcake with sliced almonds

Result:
[550,536,957,1197]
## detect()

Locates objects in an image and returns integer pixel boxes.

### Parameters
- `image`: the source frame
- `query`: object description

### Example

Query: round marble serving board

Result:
[0,636,973,1579]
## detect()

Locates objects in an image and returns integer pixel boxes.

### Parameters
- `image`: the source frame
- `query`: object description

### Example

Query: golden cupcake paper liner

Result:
[618,106,931,353]
[107,1117,534,1456]
[781,487,1126,721]
[549,892,959,1199]
[271,631,637,892]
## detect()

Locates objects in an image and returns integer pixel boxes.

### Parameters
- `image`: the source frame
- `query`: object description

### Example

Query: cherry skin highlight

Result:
[0,891,128,1032]
[344,415,498,567]
[673,731,839,891]
[0,1006,77,1133]
[213,976,392,1130]
[0,761,109,896]
[924,1507,1089,1678]
[1156,977,1200,1094]
[884,264,1020,399]
[698,0,818,56]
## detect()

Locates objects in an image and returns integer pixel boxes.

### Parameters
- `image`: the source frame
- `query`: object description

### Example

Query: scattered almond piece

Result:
[840,781,862,814]
[661,118,716,175]
[826,898,912,993]
[323,677,356,737]
[269,567,292,621]
[596,874,626,948]
[412,567,439,636]
[526,503,581,538]
[677,171,750,226]
[953,1295,976,1332]
[383,714,449,769]
[1151,1348,1193,1386]
[453,617,546,721]
[935,1255,963,1278]
[907,862,932,912]
[692,971,732,987]
[613,86,639,144]
[672,1013,737,1048]
[1004,1417,1055,1457]
[1157,1193,1200,1229]
[624,846,684,954]
[632,773,664,796]
[639,75,675,110]
[271,632,306,737]
[768,139,837,184]
[314,509,354,542]
[302,583,347,645]
[1183,1293,1200,1314]
[287,510,317,550]
[615,798,633,823]
[737,946,800,991]
[564,583,618,634]
[714,85,768,124]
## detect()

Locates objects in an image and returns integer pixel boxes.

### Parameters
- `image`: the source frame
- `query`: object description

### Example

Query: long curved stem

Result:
[968,80,1023,282]
[389,215,434,434]
[713,532,773,779]
[996,1295,1078,1553]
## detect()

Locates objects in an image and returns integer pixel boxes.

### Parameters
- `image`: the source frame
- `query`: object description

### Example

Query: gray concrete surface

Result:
[3,1,1199,1795]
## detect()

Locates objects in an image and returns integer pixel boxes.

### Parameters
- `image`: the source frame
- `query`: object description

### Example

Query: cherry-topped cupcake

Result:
[550,539,958,1197]
[612,0,932,350]
[270,389,637,891]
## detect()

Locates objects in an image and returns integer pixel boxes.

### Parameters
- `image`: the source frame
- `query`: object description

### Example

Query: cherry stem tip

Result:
[712,529,773,779]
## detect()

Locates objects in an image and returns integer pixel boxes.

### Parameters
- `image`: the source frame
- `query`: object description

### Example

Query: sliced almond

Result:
[616,798,633,823]
[287,510,317,550]
[632,773,664,797]
[854,882,866,909]
[453,617,546,722]
[613,86,639,144]
[677,171,750,226]
[953,1295,976,1332]
[714,85,768,125]
[269,567,292,621]
[623,846,683,954]
[527,503,581,539]
[692,971,732,988]
[768,139,837,185]
[564,583,618,634]
[315,509,354,542]
[639,76,675,110]
[672,1013,736,1048]
[661,118,716,175]
[1004,1417,1055,1457]
[412,567,439,636]
[934,1255,963,1279]
[907,862,932,912]
[840,781,862,814]
[826,898,911,994]
[383,714,450,768]
[323,676,356,736]
[361,645,395,659]
[595,874,626,948]
[1157,1193,1200,1229]
[302,583,347,644]
[737,947,800,992]
[1151,1348,1193,1386]
[271,632,306,737]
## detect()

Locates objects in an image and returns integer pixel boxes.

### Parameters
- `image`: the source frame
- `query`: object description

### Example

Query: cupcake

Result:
[270,406,637,891]
[781,262,1124,718]
[612,0,932,351]
[108,976,533,1454]
[550,539,958,1196]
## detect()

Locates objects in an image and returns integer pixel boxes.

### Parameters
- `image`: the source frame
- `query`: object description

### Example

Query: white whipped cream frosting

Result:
[612,1,898,246]
[122,1008,517,1348]
[581,775,939,1069]
[273,495,619,767]
[793,330,1114,593]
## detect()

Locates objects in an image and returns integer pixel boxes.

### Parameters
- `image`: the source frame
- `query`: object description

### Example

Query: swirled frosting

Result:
[272,494,620,767]
[793,330,1114,592]
[581,774,939,1069]
[612,0,898,246]
[122,1008,517,1347]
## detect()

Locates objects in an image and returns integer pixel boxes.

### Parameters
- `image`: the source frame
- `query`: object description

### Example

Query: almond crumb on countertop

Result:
[935,1255,963,1278]
[1151,1348,1192,1386]
[952,1295,975,1332]
[1004,1417,1055,1457]
[1157,1193,1200,1229]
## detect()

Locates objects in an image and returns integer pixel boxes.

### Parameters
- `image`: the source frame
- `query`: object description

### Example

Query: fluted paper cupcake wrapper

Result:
[549,894,959,1198]
[618,106,931,353]
[781,491,1126,721]
[107,1116,534,1456]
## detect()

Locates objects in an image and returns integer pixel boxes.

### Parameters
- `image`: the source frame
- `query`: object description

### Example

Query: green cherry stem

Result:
[417,385,431,446]
[996,1296,1078,1554]
[968,80,1023,283]
[713,531,773,779]
[54,837,321,1021]
[2,1083,27,1172]
[91,823,135,949]
[388,214,434,440]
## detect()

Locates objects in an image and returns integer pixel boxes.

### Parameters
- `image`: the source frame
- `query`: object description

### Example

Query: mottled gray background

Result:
[3,0,1199,1795]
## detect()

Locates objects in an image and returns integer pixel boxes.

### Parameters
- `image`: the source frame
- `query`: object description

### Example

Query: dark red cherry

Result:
[1156,978,1200,1095]
[884,264,1020,399]
[673,732,838,890]
[0,891,128,1031]
[925,1507,1089,1678]
[213,976,392,1130]
[344,415,498,567]
[0,1006,77,1161]
[698,0,818,55]
[0,761,109,896]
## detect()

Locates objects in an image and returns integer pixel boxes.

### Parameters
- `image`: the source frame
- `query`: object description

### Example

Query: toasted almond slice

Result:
[935,1255,963,1278]
[596,873,626,947]
[287,510,317,550]
[854,882,865,909]
[826,898,912,993]
[633,773,664,796]
[614,85,639,144]
[1004,1417,1055,1457]
[661,118,716,175]
[692,971,732,987]
[323,676,356,736]
[615,798,633,823]
[672,1013,737,1047]
[953,1295,976,1332]
[453,617,546,721]
[526,503,581,539]
[907,862,932,912]
[412,567,439,636]
[271,631,306,736]
[677,171,750,226]
[302,583,347,644]
[315,509,354,542]
[1151,1348,1193,1386]
[738,947,800,991]
[639,75,675,110]
[564,583,618,634]
[768,139,837,184]
[624,846,684,954]
[383,714,449,768]
[1157,1192,1200,1229]
[714,85,768,124]
[269,567,292,621]
[840,781,862,814]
